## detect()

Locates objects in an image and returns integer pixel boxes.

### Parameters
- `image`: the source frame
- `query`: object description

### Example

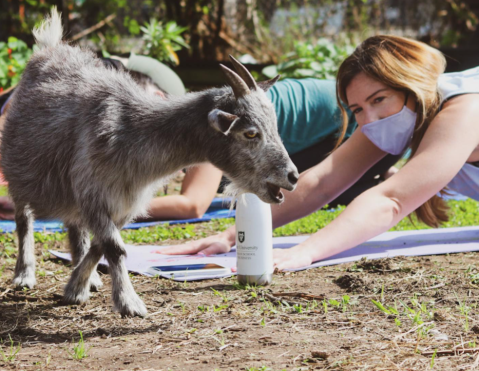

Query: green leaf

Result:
[262,65,278,79]
[294,68,316,78]
[372,299,391,315]
[128,19,140,35]
[310,61,323,71]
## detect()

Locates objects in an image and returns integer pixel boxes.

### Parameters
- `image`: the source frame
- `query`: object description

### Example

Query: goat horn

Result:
[220,64,250,99]
[229,55,258,90]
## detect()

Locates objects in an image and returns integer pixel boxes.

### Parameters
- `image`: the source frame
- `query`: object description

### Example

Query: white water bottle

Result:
[235,193,273,286]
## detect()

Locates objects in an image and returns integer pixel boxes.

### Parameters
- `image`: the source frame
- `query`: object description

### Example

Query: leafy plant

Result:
[0,37,33,90]
[262,39,355,81]
[140,19,189,66]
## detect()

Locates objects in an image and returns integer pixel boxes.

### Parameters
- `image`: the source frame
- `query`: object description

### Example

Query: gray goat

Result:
[1,9,298,317]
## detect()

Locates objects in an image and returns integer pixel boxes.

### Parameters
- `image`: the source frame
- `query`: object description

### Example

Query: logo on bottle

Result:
[238,231,245,243]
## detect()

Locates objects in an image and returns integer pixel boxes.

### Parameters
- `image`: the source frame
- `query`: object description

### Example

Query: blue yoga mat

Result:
[0,197,234,233]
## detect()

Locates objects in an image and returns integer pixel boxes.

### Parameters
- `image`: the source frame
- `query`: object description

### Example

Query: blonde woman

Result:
[162,35,479,270]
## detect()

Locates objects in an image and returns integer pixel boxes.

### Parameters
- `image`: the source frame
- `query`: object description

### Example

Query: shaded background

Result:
[1,0,479,89]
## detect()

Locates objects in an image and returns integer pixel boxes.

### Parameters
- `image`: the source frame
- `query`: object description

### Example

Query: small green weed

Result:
[245,366,272,371]
[0,335,20,363]
[69,331,90,361]
[213,304,228,313]
[455,294,472,332]
[211,288,231,302]
[430,349,437,369]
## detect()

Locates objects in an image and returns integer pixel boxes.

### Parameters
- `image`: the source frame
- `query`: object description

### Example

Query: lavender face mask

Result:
[360,98,417,155]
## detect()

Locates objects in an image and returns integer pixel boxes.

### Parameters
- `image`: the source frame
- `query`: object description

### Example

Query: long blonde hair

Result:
[336,35,448,227]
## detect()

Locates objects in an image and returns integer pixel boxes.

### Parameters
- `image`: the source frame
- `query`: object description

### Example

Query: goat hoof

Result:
[13,271,36,289]
[63,282,90,305]
[114,295,147,317]
[89,271,103,292]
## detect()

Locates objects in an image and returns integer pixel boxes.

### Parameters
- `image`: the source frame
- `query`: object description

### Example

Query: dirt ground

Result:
[2,231,479,371]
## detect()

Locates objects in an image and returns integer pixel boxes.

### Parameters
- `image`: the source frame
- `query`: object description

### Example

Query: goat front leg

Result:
[63,239,103,305]
[102,229,147,317]
[13,204,36,289]
[67,224,103,291]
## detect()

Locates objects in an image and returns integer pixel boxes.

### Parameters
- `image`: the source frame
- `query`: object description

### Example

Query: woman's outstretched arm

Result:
[274,94,479,269]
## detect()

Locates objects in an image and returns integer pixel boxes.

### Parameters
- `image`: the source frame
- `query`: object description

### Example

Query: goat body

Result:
[2,9,298,316]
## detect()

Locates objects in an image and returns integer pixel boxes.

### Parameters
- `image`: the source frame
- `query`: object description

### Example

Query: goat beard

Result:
[223,182,245,211]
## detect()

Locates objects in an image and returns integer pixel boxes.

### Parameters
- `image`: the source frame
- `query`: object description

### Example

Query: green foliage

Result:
[245,367,271,371]
[140,19,189,66]
[430,348,437,369]
[120,224,195,244]
[273,205,345,236]
[0,37,33,89]
[69,331,90,361]
[391,198,479,231]
[0,186,8,197]
[274,198,479,237]
[262,39,355,81]
[0,335,20,363]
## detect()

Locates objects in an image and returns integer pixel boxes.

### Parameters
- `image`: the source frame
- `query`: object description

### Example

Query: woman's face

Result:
[346,72,415,127]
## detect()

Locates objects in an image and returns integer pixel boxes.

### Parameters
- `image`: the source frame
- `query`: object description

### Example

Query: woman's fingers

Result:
[273,246,313,271]
[159,242,206,255]
[200,242,231,255]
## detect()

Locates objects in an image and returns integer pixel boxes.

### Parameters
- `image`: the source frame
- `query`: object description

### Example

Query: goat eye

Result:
[244,131,258,139]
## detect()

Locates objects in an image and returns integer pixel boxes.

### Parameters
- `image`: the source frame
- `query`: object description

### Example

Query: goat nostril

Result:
[288,171,299,185]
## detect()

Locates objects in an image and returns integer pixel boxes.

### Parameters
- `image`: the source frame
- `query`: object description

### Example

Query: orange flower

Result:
[0,87,3,93]
[7,48,12,55]
[7,65,15,77]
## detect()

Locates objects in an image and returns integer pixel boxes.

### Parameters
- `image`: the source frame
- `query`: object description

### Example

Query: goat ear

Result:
[257,75,281,92]
[208,109,239,135]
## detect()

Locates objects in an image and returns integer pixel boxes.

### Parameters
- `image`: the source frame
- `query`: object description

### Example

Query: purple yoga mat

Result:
[50,226,479,281]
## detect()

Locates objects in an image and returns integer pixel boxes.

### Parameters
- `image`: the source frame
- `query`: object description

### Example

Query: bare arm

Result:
[271,129,387,227]
[274,94,479,269]
[143,163,223,220]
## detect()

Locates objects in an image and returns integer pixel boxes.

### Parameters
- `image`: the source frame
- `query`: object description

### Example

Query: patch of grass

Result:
[121,224,196,244]
[0,335,21,363]
[274,198,479,236]
[274,205,346,236]
[455,293,473,332]
[0,185,8,197]
[69,331,90,361]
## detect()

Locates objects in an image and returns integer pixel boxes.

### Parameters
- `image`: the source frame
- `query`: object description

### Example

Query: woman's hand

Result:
[159,227,235,256]
[273,243,314,271]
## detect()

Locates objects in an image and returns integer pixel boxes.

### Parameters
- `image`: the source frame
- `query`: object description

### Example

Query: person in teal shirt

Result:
[268,78,357,157]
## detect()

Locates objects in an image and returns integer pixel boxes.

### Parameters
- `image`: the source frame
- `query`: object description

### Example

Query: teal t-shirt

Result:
[266,78,357,155]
